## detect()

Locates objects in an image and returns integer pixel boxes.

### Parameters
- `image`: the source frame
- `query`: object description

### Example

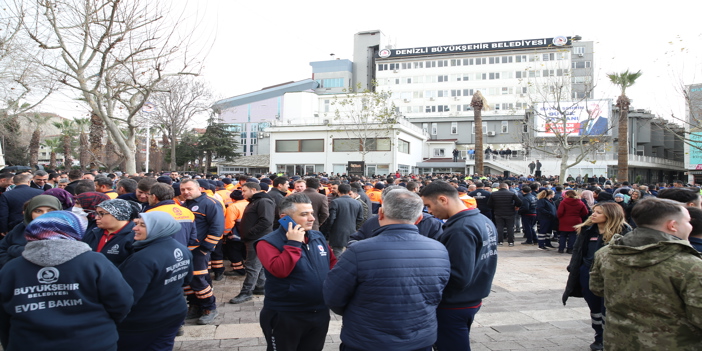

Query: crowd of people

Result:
[0,167,699,350]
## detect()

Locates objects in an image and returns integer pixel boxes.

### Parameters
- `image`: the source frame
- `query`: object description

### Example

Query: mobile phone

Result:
[278,216,297,229]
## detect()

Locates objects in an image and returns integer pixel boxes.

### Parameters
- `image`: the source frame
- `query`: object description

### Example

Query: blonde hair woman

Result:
[562,203,630,351]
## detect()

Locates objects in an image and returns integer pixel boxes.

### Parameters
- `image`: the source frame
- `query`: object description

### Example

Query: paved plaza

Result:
[175,242,595,351]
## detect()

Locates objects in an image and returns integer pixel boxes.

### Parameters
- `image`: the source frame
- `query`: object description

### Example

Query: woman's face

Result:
[132,218,148,241]
[630,191,639,200]
[31,206,57,220]
[590,206,608,224]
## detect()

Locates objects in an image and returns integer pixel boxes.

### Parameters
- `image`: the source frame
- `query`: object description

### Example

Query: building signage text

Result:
[378,37,571,58]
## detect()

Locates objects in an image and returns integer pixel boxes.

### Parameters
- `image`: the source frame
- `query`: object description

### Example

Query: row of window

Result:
[422,121,510,135]
[377,52,576,72]
[379,68,575,85]
[315,78,346,88]
[395,87,526,101]
[413,102,525,114]
[275,138,410,154]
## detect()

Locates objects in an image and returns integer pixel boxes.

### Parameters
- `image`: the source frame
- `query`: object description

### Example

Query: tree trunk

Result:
[617,95,630,182]
[29,129,40,167]
[49,151,56,169]
[63,135,73,170]
[170,124,177,171]
[472,103,484,175]
[559,152,569,185]
[89,113,104,169]
[79,133,90,171]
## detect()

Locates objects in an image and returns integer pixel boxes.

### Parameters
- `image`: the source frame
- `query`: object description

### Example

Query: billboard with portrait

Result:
[535,100,611,137]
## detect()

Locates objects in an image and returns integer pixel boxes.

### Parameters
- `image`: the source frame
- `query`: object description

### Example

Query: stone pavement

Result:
[175,242,595,351]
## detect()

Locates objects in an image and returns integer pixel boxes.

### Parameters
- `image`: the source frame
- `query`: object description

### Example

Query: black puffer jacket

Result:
[487,188,522,217]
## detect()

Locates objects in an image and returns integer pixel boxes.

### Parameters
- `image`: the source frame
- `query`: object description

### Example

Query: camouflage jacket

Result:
[590,227,702,351]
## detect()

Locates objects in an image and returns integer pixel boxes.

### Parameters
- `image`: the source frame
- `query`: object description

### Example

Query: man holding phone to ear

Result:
[254,193,337,351]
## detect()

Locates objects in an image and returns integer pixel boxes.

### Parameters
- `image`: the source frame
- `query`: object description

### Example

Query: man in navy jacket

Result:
[420,181,498,351]
[0,173,44,234]
[256,193,337,351]
[325,190,450,351]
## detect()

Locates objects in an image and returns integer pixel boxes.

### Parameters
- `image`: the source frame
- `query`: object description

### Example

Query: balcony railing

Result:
[269,117,425,134]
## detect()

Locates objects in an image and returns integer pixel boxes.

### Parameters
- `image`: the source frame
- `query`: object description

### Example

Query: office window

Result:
[502,56,513,63]
[489,57,499,64]
[426,105,436,113]
[433,148,445,157]
[426,60,436,68]
[501,121,509,133]
[324,99,330,113]
[463,89,474,96]
[414,61,424,69]
[437,90,448,97]
[322,78,344,88]
[543,69,555,77]
[438,75,448,82]
[437,60,448,67]
[451,59,462,66]
[378,64,388,71]
[489,72,500,80]
[502,103,514,110]
[463,58,473,65]
[365,138,391,151]
[276,139,324,152]
[401,62,412,70]
[472,122,488,134]
[398,139,410,154]
[475,57,486,65]
[451,122,458,134]
[572,61,592,69]
[424,90,436,98]
[333,138,391,152]
[573,47,585,55]
[438,105,450,112]
[422,123,429,134]
[528,70,539,78]
[451,89,461,97]
[515,55,527,62]
[543,53,555,61]
[431,123,438,135]
[250,138,257,145]
[557,69,568,76]
[502,87,512,95]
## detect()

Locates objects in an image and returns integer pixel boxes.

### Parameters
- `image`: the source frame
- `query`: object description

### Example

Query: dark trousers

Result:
[241,241,265,293]
[260,307,330,351]
[340,344,431,351]
[559,231,577,251]
[521,215,537,243]
[494,215,515,243]
[223,238,246,272]
[435,305,481,351]
[117,319,182,351]
[579,265,605,343]
[210,240,225,274]
[185,249,216,310]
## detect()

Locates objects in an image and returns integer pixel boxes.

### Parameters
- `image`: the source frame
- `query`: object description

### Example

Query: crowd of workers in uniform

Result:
[0,167,699,351]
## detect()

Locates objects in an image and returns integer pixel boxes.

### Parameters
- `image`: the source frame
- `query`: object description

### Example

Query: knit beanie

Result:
[43,188,75,210]
[156,176,173,185]
[24,210,87,241]
[133,211,180,248]
[24,195,63,225]
[97,199,133,221]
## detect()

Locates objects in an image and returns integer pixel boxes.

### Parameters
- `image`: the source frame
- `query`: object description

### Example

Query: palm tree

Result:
[26,114,52,167]
[52,119,76,170]
[608,70,642,182]
[42,137,61,169]
[471,91,490,175]
[74,118,91,170]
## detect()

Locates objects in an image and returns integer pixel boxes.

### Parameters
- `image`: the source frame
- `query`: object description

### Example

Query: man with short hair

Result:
[518,186,537,245]
[145,183,197,249]
[257,193,337,351]
[468,182,492,220]
[0,173,44,234]
[420,181,498,351]
[73,179,96,195]
[118,177,157,210]
[30,171,52,191]
[488,183,523,246]
[302,178,329,231]
[116,178,137,196]
[0,173,14,195]
[179,179,224,325]
[268,177,288,229]
[95,176,118,199]
[658,188,702,208]
[322,184,363,258]
[64,169,84,195]
[230,182,276,304]
[326,190,450,351]
[590,198,702,350]
[292,179,306,193]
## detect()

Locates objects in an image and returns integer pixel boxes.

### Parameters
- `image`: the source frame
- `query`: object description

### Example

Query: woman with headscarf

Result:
[0,195,63,268]
[74,192,111,233]
[43,188,74,210]
[0,211,133,351]
[82,199,137,266]
[117,211,193,351]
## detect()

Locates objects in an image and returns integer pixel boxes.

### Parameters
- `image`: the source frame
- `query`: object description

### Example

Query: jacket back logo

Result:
[174,248,184,261]
[37,267,59,284]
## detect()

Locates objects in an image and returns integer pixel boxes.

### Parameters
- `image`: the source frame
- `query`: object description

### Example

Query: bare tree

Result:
[330,83,399,172]
[151,76,212,170]
[19,0,209,173]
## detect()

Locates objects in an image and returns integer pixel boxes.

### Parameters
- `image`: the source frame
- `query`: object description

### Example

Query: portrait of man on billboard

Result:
[579,103,608,135]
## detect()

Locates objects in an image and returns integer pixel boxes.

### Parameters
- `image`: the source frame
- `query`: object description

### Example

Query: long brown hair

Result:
[574,202,626,243]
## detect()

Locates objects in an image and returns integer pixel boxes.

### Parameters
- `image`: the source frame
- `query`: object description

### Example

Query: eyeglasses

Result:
[94,211,112,218]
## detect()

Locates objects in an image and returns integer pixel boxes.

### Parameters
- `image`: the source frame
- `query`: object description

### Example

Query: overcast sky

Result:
[44,0,702,123]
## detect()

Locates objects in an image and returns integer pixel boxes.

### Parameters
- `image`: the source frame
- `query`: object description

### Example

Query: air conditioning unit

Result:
[487,131,496,136]
[393,70,399,73]
[453,97,459,101]
[313,113,319,117]
[578,53,584,57]
[258,134,264,139]
[403,99,411,103]
[429,97,435,101]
